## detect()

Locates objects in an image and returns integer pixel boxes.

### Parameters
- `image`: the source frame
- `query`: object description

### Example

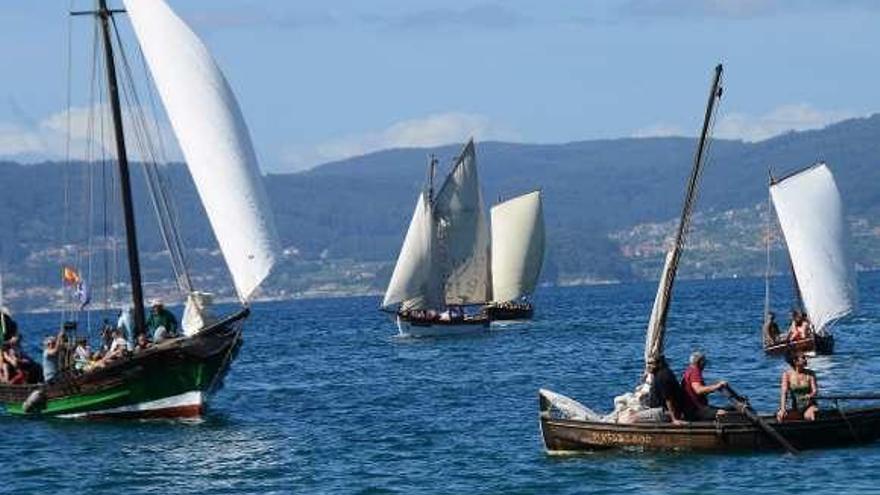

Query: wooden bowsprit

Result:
[721,385,799,455]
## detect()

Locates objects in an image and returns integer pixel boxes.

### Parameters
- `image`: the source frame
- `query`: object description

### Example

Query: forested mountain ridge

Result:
[1,114,879,310]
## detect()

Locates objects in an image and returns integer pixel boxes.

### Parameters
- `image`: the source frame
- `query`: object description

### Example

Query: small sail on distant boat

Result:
[0,0,280,419]
[762,163,858,355]
[381,139,492,337]
[485,190,545,320]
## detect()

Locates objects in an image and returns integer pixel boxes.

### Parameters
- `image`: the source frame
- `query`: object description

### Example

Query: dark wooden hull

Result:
[0,308,247,418]
[539,393,880,452]
[764,333,834,356]
[486,304,533,321]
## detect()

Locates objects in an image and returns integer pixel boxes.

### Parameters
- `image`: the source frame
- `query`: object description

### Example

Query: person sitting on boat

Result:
[786,310,810,342]
[680,351,728,421]
[762,312,781,346]
[0,343,21,383]
[42,326,66,383]
[134,333,152,353]
[73,338,92,372]
[776,352,819,422]
[638,356,687,425]
[147,299,179,342]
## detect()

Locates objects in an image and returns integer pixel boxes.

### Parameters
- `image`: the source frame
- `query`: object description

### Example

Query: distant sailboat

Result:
[762,163,858,355]
[485,190,545,320]
[0,0,279,418]
[382,139,492,337]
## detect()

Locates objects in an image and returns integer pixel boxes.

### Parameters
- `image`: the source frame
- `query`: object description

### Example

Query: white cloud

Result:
[283,112,519,171]
[631,123,686,138]
[633,103,858,142]
[0,123,43,156]
[0,105,179,163]
[715,104,857,142]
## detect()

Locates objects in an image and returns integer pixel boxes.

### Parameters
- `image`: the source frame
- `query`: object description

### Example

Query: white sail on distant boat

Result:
[763,162,858,355]
[486,190,545,320]
[382,139,492,337]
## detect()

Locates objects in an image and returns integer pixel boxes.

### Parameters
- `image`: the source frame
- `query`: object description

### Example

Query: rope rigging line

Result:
[110,15,194,296]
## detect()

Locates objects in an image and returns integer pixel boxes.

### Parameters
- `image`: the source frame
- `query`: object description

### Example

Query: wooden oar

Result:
[721,385,799,455]
[815,394,880,401]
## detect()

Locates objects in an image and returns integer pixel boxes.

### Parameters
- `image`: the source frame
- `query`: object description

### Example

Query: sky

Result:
[1,0,879,173]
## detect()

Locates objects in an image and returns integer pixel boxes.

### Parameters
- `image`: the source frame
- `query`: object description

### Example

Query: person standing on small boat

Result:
[42,326,66,383]
[681,351,728,421]
[777,352,819,422]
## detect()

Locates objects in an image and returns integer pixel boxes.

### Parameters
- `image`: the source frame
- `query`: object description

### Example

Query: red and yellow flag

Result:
[62,266,81,285]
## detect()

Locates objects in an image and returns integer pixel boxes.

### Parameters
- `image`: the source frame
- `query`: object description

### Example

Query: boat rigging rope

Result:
[110,16,195,296]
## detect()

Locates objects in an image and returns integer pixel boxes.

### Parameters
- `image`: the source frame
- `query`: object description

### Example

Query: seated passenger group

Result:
[0,299,179,385]
[644,349,819,424]
[762,309,812,346]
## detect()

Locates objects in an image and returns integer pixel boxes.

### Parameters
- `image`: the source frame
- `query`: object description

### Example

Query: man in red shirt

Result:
[681,351,728,421]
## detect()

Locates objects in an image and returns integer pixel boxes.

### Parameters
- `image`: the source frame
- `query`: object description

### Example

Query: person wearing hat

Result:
[680,351,728,421]
[146,299,178,342]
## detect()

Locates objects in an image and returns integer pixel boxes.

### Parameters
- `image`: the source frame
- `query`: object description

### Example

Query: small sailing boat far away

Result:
[381,139,492,337]
[762,162,858,355]
[485,190,545,320]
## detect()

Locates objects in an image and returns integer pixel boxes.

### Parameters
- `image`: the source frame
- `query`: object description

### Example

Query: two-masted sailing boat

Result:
[539,65,880,453]
[0,0,279,418]
[485,191,545,320]
[762,163,858,355]
[381,139,492,337]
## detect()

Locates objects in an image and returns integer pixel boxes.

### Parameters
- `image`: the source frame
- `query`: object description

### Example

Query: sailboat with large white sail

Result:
[485,190,545,320]
[762,163,858,355]
[382,139,492,337]
[0,0,280,418]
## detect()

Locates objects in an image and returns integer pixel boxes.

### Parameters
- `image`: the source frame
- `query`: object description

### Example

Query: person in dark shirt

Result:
[147,299,179,342]
[643,356,686,424]
[762,312,781,346]
[680,351,728,421]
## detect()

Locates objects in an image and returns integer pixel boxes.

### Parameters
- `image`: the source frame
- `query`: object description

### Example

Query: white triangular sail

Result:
[644,250,674,366]
[382,192,443,310]
[770,163,858,333]
[433,140,491,305]
[490,190,545,302]
[125,0,280,302]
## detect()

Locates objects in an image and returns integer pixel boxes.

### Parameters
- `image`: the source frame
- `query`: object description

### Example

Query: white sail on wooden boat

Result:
[382,140,491,337]
[486,190,545,320]
[126,0,280,304]
[0,0,280,419]
[763,163,858,354]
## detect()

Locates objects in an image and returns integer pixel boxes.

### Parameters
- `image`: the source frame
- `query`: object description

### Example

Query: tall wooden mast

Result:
[95,0,148,335]
[643,64,723,368]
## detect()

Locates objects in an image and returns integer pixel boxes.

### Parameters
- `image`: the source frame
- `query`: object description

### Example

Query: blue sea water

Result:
[3,272,880,494]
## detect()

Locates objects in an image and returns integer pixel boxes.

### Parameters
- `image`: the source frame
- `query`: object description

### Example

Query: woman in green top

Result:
[776,352,818,422]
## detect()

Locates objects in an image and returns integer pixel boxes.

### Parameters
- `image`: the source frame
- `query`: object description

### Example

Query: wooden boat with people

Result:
[537,64,879,456]
[763,333,834,356]
[539,390,880,452]
[0,0,280,419]
[484,190,545,322]
[381,141,494,337]
[760,163,857,356]
[0,310,246,418]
